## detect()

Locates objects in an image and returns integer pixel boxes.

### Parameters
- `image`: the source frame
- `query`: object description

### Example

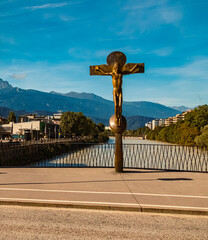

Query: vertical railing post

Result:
[115,133,123,172]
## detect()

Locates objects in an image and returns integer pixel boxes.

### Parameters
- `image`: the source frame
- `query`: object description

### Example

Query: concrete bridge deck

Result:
[0,168,207,215]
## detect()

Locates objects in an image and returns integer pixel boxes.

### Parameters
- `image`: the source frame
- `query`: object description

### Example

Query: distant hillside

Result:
[89,115,154,130]
[0,107,12,118]
[0,106,153,129]
[0,107,28,119]
[0,107,28,118]
[169,106,190,112]
[51,91,181,119]
[126,115,154,130]
[50,91,110,104]
[0,78,181,119]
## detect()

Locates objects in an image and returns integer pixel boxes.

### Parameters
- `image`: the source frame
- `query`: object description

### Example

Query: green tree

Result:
[176,122,200,145]
[60,111,89,137]
[60,111,109,142]
[136,126,151,137]
[97,123,105,132]
[185,105,208,129]
[195,125,208,148]
[8,111,16,123]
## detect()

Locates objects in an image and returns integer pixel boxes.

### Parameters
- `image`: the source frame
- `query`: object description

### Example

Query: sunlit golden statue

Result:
[90,51,145,173]
[90,51,144,127]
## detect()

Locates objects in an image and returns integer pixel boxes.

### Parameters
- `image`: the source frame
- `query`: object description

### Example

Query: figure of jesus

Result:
[95,62,140,125]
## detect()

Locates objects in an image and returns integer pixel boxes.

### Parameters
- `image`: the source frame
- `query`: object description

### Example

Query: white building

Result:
[145,122,152,129]
[12,121,40,135]
[152,119,160,130]
[2,121,59,140]
[159,119,165,126]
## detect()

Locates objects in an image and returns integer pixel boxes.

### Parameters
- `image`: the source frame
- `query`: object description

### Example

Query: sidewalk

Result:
[0,168,207,215]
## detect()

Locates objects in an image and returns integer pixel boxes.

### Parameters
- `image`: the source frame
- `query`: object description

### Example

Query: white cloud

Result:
[123,0,165,10]
[145,57,208,106]
[0,35,16,45]
[160,7,182,24]
[0,0,18,6]
[23,2,69,11]
[121,0,182,34]
[10,73,27,80]
[0,60,89,92]
[23,0,87,11]
[151,58,208,80]
[151,47,174,56]
[59,14,76,22]
[99,37,138,42]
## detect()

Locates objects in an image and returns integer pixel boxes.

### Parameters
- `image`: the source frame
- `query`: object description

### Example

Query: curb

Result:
[0,200,207,216]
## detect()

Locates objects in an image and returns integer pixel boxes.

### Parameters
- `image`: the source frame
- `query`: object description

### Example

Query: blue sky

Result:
[0,0,208,107]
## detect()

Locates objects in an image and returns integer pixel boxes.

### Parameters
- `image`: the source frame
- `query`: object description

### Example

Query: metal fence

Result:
[28,143,208,172]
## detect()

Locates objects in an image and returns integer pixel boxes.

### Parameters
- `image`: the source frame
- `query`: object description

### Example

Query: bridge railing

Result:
[0,137,89,150]
[26,143,208,173]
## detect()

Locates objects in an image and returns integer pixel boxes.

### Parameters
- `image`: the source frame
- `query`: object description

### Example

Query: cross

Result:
[90,51,145,172]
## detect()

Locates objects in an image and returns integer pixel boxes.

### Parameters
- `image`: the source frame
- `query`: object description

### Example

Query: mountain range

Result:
[0,78,181,129]
[168,106,190,112]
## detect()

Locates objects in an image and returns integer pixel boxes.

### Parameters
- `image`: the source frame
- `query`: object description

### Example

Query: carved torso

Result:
[112,72,123,94]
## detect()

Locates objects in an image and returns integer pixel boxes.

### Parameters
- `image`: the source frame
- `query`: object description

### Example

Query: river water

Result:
[108,137,172,145]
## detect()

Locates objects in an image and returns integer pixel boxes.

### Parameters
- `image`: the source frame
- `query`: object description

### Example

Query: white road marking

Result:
[0,197,208,211]
[0,187,207,199]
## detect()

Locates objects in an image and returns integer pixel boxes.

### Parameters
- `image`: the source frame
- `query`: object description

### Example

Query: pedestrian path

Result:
[0,168,207,215]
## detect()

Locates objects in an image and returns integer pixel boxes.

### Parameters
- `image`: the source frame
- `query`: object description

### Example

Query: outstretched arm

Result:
[95,66,111,75]
[129,64,139,73]
[122,63,144,75]
[90,64,112,76]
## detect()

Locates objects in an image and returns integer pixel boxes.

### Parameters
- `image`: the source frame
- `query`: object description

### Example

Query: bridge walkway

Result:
[0,168,207,215]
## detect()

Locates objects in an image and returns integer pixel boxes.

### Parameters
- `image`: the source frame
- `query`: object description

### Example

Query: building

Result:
[51,112,62,125]
[164,109,194,126]
[17,112,63,125]
[159,119,165,126]
[165,117,173,126]
[17,114,49,123]
[0,126,10,139]
[181,109,193,120]
[152,119,159,130]
[172,114,183,124]
[151,119,165,130]
[2,121,60,140]
[145,109,194,130]
[0,116,7,125]
[145,121,152,129]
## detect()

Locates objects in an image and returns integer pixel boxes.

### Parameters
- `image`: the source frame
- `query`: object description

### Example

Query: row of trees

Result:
[123,127,151,137]
[60,111,109,142]
[7,111,16,123]
[146,105,208,147]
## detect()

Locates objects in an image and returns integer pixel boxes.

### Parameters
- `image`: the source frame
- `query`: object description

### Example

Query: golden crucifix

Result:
[90,51,145,172]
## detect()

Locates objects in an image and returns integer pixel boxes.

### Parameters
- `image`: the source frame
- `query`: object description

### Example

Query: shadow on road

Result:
[157,178,193,181]
[123,170,166,174]
[0,177,194,186]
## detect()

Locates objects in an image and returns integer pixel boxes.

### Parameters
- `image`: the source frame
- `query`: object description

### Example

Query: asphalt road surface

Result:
[0,206,207,240]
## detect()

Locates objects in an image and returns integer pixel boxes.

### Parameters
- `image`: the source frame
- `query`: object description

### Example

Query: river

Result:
[108,137,172,145]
